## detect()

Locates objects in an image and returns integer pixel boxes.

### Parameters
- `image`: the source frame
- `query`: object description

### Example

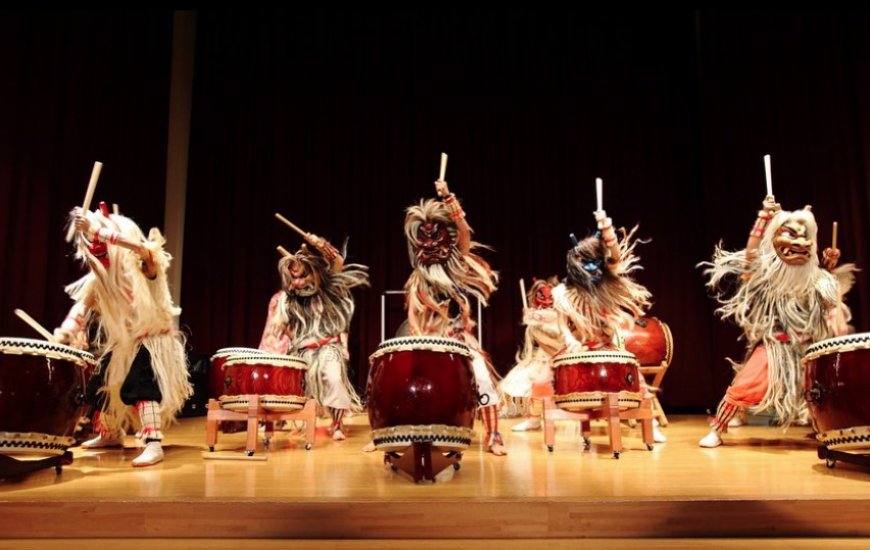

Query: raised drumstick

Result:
[277,245,291,258]
[14,309,55,342]
[832,221,838,250]
[595,177,603,212]
[439,152,448,181]
[275,213,308,240]
[66,161,104,241]
[763,154,773,198]
[519,278,528,309]
[112,203,120,216]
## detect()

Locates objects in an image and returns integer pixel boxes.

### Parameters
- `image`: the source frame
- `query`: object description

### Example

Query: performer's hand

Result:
[435,179,449,198]
[594,209,612,230]
[53,328,71,345]
[73,209,92,237]
[823,247,841,271]
[761,195,780,215]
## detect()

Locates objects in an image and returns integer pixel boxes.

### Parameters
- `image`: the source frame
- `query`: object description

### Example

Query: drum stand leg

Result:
[818,445,870,470]
[384,442,461,482]
[205,398,317,458]
[0,451,73,478]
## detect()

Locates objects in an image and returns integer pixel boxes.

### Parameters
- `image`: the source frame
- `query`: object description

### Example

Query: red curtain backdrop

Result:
[3,10,868,413]
[0,11,173,342]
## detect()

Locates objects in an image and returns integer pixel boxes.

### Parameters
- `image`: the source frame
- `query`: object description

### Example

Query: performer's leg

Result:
[700,345,769,448]
[81,354,124,448]
[639,376,667,443]
[330,408,347,441]
[513,382,549,432]
[121,347,165,466]
[469,351,506,455]
[480,405,506,456]
[317,347,355,440]
[132,400,164,467]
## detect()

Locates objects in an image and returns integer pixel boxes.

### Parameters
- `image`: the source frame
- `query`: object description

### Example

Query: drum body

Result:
[0,337,95,456]
[553,349,642,411]
[804,333,870,451]
[367,336,477,451]
[622,317,673,367]
[209,347,264,399]
[218,353,308,412]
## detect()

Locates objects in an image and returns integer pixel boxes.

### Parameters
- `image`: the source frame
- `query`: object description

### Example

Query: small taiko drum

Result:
[622,317,673,368]
[803,333,870,451]
[367,336,478,451]
[217,353,308,412]
[0,337,95,456]
[552,349,642,411]
[209,347,264,399]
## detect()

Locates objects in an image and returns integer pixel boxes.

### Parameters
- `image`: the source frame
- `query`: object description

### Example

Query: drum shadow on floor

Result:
[811,462,870,480]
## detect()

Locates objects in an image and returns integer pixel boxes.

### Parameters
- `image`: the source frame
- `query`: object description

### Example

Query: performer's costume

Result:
[500,277,562,432]
[259,239,369,440]
[403,183,506,455]
[552,210,666,442]
[699,199,855,448]
[54,203,192,467]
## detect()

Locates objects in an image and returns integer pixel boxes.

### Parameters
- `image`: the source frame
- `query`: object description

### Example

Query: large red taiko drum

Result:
[218,353,308,412]
[552,349,642,411]
[367,336,478,451]
[0,337,95,456]
[803,333,870,451]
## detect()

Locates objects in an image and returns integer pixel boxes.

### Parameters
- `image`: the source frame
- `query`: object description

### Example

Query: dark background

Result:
[3,10,868,412]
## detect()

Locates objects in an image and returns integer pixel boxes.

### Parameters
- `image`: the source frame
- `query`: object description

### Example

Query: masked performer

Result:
[403,178,506,455]
[259,231,369,441]
[501,277,562,432]
[698,196,855,448]
[53,202,192,467]
[553,209,666,443]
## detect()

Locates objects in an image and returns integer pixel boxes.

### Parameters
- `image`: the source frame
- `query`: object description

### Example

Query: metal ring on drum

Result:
[552,349,642,412]
[218,354,309,413]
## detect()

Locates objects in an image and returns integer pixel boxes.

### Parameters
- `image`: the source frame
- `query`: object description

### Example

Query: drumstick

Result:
[277,245,291,257]
[439,152,448,181]
[763,154,773,198]
[832,221,838,250]
[14,309,56,342]
[66,161,104,241]
[595,177,603,212]
[112,203,119,216]
[275,213,308,239]
[519,278,528,309]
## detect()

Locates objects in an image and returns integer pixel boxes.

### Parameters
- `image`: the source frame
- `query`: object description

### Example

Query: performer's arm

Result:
[304,233,344,272]
[822,247,841,272]
[594,210,620,264]
[745,195,779,266]
[435,179,471,255]
[53,293,95,348]
[407,299,423,336]
[74,210,157,278]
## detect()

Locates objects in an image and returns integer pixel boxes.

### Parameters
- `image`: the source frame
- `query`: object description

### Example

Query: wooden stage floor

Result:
[1,414,869,543]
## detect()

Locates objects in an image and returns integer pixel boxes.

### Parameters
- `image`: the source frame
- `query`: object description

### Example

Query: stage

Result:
[1,414,868,546]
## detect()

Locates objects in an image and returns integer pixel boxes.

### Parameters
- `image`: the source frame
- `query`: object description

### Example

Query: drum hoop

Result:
[553,350,639,367]
[223,355,309,369]
[0,431,75,455]
[211,348,265,361]
[659,319,675,367]
[803,333,870,362]
[369,336,473,361]
[0,337,95,367]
